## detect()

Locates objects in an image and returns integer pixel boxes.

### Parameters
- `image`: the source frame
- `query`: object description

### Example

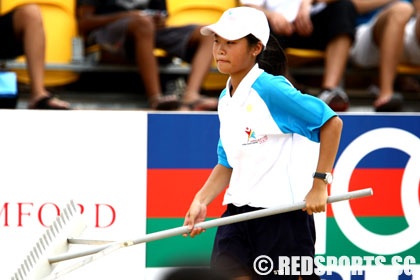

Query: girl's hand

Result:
[183,200,207,237]
[303,181,328,215]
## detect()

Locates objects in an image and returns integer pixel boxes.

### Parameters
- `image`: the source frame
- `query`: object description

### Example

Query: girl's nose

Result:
[216,45,225,55]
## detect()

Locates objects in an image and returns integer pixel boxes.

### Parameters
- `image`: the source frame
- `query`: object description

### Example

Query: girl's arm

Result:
[304,115,343,215]
[183,164,232,237]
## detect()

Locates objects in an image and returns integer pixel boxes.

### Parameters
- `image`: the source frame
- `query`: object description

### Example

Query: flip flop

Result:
[374,94,404,112]
[29,96,71,110]
[182,96,218,111]
[150,94,181,110]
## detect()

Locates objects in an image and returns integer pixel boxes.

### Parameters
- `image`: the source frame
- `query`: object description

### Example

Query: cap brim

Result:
[200,23,249,41]
[200,24,216,36]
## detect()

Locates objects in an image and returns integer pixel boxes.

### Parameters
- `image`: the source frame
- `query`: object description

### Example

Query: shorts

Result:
[403,17,420,65]
[274,0,356,50]
[211,204,319,280]
[87,18,198,62]
[0,10,24,59]
[350,16,420,67]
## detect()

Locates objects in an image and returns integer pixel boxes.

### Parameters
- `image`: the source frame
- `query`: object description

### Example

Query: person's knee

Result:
[15,4,43,22]
[13,4,44,33]
[387,2,414,23]
[127,15,155,38]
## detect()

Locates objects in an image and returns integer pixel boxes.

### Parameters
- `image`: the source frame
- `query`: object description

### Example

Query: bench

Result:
[286,48,420,77]
[2,43,420,95]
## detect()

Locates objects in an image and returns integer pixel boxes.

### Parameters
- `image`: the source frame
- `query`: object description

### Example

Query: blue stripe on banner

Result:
[356,148,410,168]
[147,113,220,168]
[148,114,420,168]
[337,114,420,167]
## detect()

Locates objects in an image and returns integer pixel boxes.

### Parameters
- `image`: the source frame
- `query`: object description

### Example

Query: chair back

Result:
[166,0,237,26]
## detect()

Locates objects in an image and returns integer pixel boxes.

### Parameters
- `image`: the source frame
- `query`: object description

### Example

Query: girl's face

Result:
[212,34,262,79]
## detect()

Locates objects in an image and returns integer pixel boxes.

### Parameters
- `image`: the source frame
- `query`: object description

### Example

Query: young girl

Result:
[183,7,343,280]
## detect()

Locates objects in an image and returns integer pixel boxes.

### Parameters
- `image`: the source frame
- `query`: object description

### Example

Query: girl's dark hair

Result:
[246,33,288,76]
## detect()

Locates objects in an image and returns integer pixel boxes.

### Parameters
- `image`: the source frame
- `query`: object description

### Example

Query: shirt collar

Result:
[226,63,264,101]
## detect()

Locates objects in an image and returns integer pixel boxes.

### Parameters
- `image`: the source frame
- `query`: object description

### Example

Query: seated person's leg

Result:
[156,25,218,111]
[91,15,180,110]
[12,4,70,109]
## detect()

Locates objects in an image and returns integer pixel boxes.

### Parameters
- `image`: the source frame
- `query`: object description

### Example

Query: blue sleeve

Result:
[217,139,231,168]
[219,88,228,99]
[254,73,336,143]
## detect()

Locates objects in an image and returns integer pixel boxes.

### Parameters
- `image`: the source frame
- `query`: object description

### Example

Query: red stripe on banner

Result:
[327,169,411,217]
[147,169,226,218]
[149,168,412,218]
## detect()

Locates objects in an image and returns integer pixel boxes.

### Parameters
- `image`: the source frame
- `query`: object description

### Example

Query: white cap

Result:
[200,6,270,48]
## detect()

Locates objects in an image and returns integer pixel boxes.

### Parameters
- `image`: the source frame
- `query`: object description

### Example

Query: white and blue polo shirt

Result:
[217,64,337,208]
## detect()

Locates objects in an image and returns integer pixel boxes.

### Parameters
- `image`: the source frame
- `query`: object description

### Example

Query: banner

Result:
[0,111,418,279]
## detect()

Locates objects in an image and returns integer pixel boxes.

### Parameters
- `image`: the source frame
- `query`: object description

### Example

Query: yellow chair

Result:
[165,0,238,91]
[1,0,79,87]
[166,0,237,27]
[286,48,420,76]
[396,64,420,75]
[285,48,325,66]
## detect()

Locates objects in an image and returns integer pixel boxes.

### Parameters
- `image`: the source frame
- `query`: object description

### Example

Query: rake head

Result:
[11,201,86,280]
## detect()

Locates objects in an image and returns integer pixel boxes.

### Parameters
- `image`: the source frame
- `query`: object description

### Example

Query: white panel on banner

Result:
[0,110,148,279]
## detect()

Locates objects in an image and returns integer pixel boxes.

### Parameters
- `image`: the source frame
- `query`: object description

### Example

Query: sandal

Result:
[150,94,180,110]
[181,96,218,111]
[374,94,404,112]
[29,96,71,110]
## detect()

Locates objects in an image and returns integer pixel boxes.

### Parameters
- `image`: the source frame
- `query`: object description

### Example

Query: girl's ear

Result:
[254,41,264,56]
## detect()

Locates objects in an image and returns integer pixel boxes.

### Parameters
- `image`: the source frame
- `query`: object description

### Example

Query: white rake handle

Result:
[49,188,373,264]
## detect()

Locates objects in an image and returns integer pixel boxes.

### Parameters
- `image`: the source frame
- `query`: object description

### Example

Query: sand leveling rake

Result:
[11,188,373,279]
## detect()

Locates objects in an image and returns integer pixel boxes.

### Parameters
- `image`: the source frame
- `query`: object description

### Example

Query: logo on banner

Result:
[0,202,116,228]
[332,128,420,255]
